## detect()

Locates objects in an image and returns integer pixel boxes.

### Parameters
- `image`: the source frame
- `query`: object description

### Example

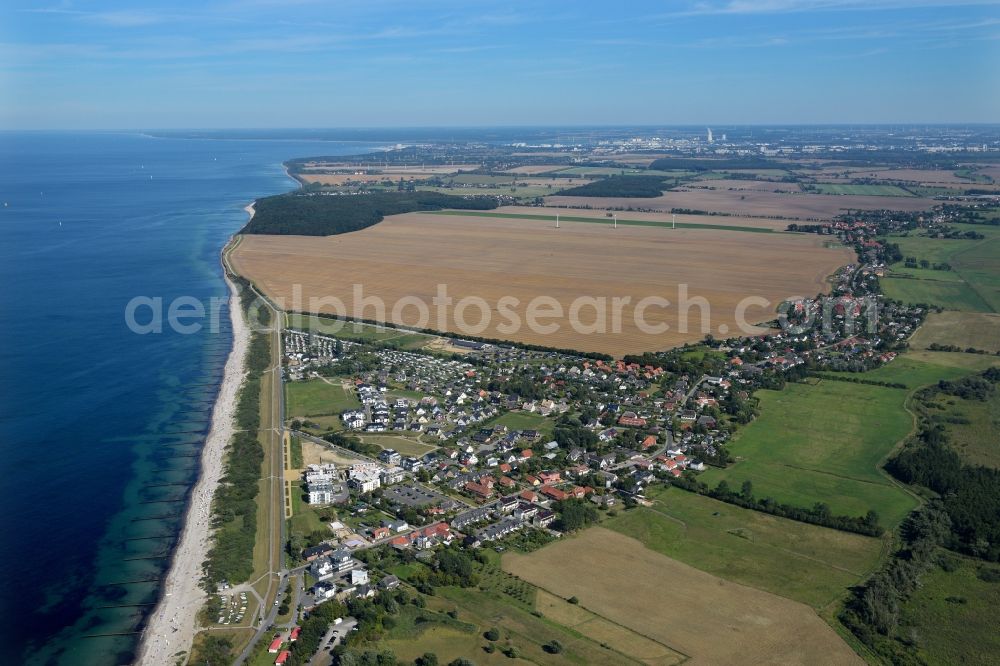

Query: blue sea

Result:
[0,131,386,665]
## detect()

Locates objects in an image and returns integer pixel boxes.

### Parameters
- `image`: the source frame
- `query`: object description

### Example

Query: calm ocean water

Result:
[0,132,382,665]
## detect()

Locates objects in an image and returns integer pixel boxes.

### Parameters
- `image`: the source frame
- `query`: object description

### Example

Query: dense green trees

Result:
[554,499,600,532]
[555,175,668,198]
[242,191,499,236]
[840,503,952,663]
[887,368,1000,561]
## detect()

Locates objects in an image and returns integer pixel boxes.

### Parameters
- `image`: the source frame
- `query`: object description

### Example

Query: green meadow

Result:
[605,487,884,609]
[286,378,360,418]
[881,224,1000,313]
[899,555,1000,665]
[700,378,917,528]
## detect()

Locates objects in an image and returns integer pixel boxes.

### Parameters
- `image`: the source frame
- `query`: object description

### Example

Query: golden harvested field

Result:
[546,189,937,219]
[230,209,851,356]
[909,311,1000,353]
[504,529,863,666]
[534,590,685,665]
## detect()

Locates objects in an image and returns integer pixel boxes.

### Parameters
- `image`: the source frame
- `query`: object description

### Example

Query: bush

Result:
[484,627,500,641]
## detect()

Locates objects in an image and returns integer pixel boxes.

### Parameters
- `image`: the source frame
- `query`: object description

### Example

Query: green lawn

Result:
[286,379,360,418]
[899,554,1000,665]
[605,488,884,609]
[490,411,556,438]
[813,183,914,197]
[700,379,918,528]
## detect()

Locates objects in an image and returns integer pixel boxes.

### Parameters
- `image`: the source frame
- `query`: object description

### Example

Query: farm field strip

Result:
[232,211,850,356]
[424,209,777,233]
[909,311,1000,353]
[604,488,884,609]
[504,528,864,665]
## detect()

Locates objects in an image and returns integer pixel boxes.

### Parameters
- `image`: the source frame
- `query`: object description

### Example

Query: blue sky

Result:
[2,0,998,128]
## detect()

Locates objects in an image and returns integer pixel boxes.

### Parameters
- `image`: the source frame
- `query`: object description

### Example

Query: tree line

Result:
[671,475,884,537]
[839,502,953,664]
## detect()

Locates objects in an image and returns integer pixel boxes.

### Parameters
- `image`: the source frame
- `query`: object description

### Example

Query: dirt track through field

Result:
[230,210,852,356]
[504,528,864,665]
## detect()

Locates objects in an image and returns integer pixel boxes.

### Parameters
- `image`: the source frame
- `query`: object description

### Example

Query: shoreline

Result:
[135,261,251,665]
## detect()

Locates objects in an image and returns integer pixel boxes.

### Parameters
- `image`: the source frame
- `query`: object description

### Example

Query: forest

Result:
[242,191,499,236]
[555,174,668,198]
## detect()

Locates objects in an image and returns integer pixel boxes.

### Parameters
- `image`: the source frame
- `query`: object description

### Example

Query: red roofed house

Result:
[640,435,657,450]
[465,481,494,500]
[290,627,301,642]
[617,412,647,427]
[540,486,568,501]
[275,650,291,666]
[499,463,512,474]
[520,489,538,503]
[268,638,283,654]
[538,471,561,484]
[520,449,533,460]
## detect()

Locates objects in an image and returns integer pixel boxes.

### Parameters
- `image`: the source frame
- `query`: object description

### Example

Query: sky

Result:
[1,0,999,129]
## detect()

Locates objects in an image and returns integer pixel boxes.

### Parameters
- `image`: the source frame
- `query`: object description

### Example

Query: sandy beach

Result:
[135,265,251,665]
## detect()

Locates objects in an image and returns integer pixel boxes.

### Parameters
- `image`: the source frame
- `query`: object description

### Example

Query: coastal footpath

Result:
[136,270,251,666]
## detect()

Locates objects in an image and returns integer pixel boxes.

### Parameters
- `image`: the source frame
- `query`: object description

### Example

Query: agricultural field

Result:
[545,188,938,219]
[605,488,884,609]
[699,378,918,528]
[810,183,914,197]
[504,528,863,665]
[285,378,359,418]
[909,311,1000,353]
[898,554,1000,665]
[832,168,981,185]
[880,224,1000,312]
[551,166,694,178]
[231,208,851,356]
[684,178,803,193]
